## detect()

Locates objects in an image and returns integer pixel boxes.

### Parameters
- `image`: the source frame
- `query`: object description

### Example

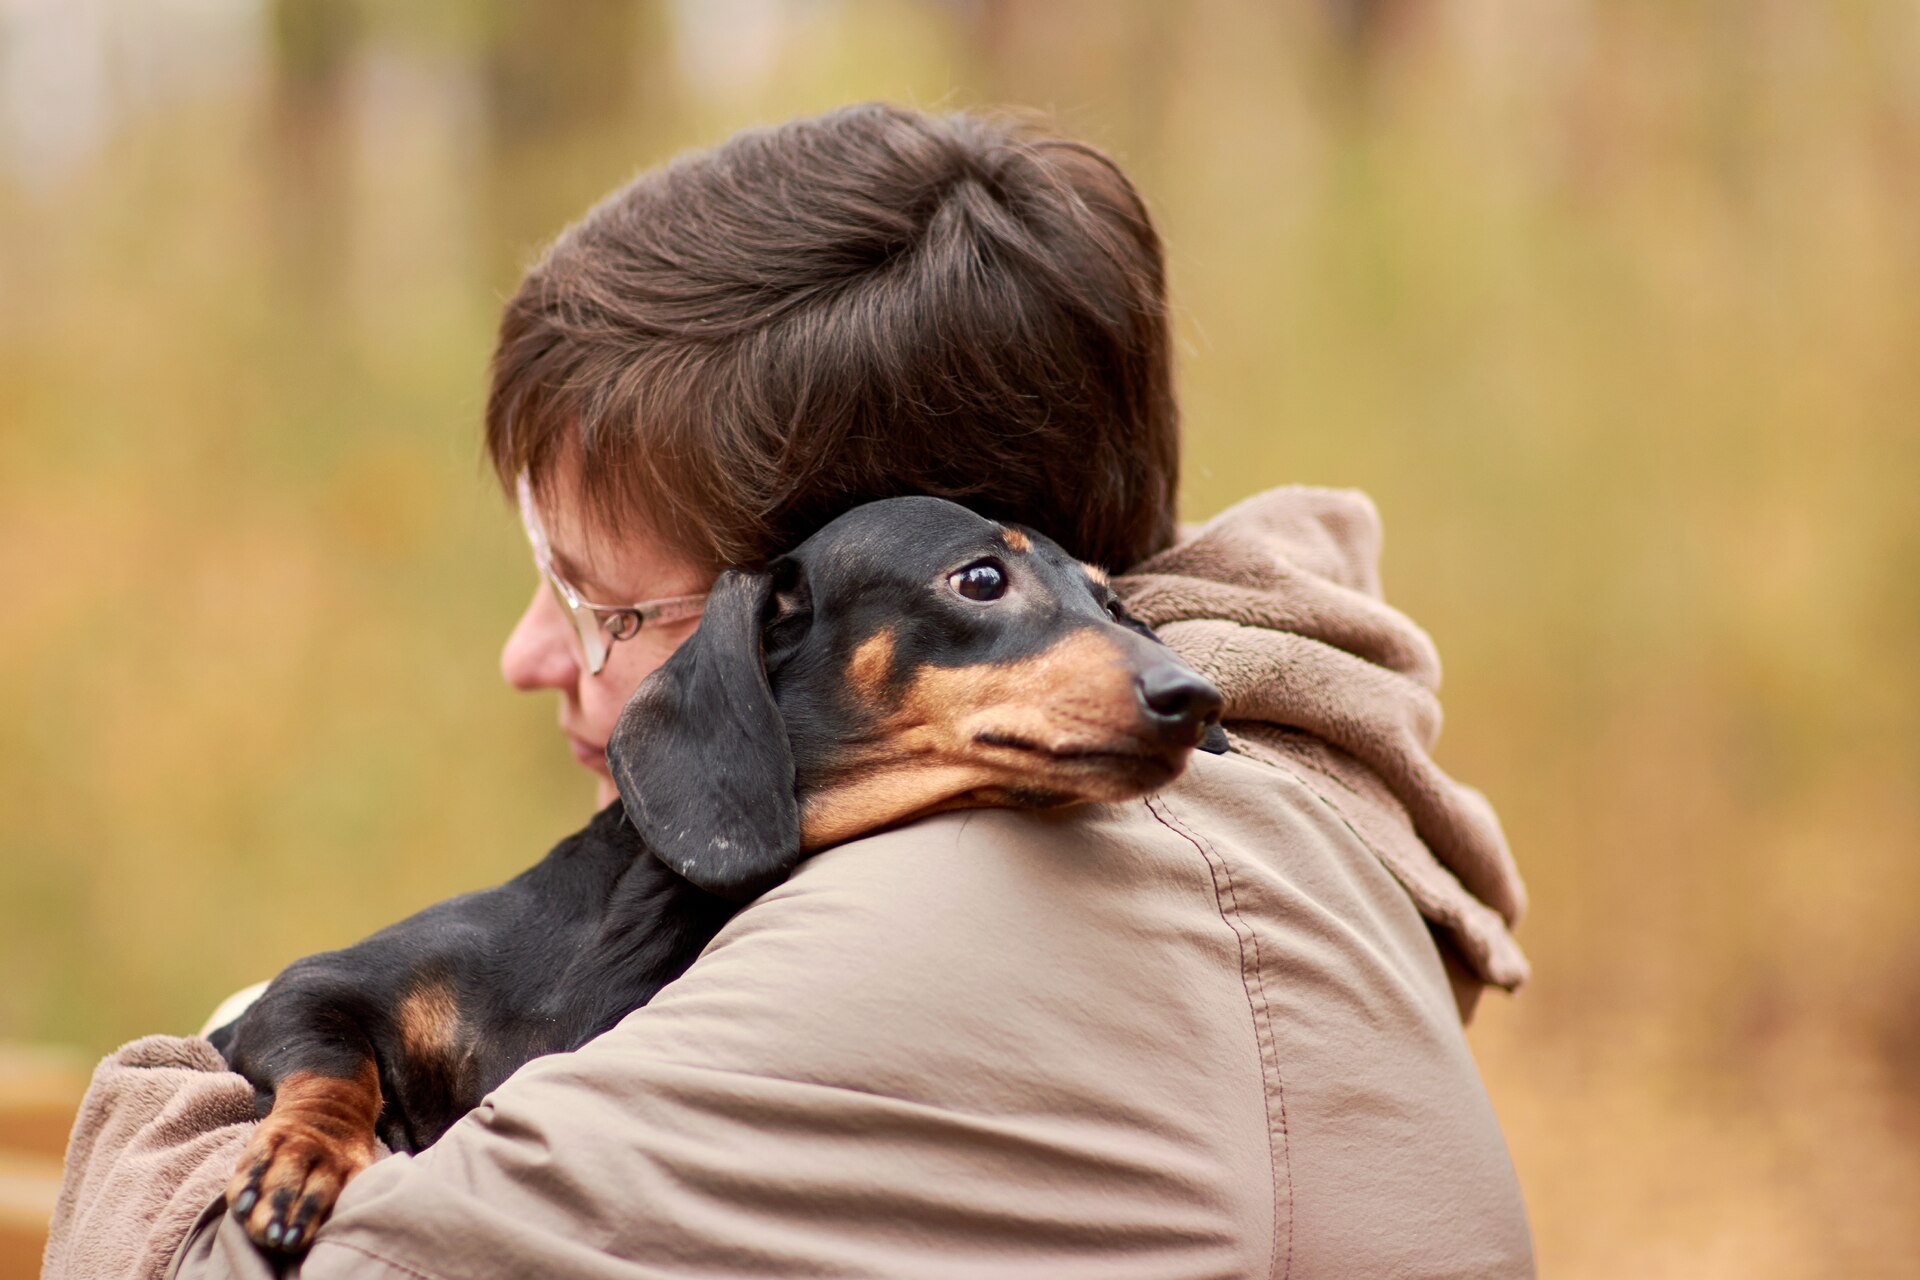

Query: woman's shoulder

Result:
[667,748,1534,1277]
[677,746,1468,1055]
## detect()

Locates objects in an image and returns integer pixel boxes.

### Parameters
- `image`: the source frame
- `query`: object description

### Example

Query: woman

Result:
[49,104,1534,1279]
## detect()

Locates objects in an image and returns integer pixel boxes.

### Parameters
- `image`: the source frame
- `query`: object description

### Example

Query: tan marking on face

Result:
[847,628,896,704]
[1080,561,1110,588]
[801,628,1191,848]
[399,982,461,1063]
[227,1061,382,1251]
[998,527,1032,553]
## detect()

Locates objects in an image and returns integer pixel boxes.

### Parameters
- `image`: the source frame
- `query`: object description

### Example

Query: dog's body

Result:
[210,496,1225,1253]
[209,804,728,1162]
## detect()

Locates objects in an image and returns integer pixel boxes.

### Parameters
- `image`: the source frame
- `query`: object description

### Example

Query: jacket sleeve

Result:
[41,1036,265,1280]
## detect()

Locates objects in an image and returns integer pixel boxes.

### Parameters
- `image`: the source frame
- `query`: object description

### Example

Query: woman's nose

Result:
[501,585,580,692]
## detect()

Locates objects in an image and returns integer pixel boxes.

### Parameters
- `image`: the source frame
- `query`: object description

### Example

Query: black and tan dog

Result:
[208,495,1225,1253]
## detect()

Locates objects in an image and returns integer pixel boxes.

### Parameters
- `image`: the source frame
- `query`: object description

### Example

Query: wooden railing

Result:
[0,1045,90,1280]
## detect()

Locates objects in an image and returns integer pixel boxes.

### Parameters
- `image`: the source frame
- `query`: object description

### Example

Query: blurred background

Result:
[3,1,1917,1275]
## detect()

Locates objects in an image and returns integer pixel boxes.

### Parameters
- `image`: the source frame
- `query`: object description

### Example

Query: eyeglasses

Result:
[516,471,707,676]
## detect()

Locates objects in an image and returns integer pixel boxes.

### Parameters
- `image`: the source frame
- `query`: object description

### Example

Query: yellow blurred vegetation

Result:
[2,2,1917,1276]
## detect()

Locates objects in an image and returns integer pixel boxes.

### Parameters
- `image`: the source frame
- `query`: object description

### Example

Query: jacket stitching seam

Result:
[1231,728,1368,802]
[1243,748,1521,990]
[311,1238,444,1280]
[1147,794,1293,1280]
[1280,767,1506,957]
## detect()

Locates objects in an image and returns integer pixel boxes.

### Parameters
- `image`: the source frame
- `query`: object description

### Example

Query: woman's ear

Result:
[608,567,801,902]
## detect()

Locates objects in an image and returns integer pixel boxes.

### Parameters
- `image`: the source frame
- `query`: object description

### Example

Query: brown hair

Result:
[485,102,1177,572]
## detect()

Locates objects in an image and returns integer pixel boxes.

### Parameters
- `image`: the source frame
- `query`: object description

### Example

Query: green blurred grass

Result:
[3,3,1917,1276]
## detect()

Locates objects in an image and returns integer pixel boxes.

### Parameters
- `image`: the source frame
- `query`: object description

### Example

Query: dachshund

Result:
[207,495,1226,1254]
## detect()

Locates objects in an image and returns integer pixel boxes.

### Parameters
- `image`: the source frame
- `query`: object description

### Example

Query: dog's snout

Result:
[1137,665,1223,737]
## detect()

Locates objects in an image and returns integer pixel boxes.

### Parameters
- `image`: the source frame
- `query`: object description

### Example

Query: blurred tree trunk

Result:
[1317,0,1430,113]
[1320,0,1424,61]
[266,0,359,312]
[955,0,1178,185]
[476,0,676,284]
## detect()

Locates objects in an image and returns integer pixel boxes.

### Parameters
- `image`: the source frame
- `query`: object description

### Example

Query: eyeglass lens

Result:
[544,572,611,675]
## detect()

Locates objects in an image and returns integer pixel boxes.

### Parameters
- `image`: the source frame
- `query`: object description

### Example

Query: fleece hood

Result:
[1117,486,1530,991]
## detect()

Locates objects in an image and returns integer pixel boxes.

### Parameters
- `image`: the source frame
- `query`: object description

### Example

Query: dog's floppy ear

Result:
[608,567,799,902]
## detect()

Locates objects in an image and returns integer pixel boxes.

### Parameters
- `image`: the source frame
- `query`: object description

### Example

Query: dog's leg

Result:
[218,976,391,1253]
[226,1055,382,1253]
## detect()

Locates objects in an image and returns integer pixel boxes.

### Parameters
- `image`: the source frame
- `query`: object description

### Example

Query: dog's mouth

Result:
[972,730,1188,789]
[798,717,1202,849]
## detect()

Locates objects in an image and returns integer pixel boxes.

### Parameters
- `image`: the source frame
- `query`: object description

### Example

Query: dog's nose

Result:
[1137,665,1223,738]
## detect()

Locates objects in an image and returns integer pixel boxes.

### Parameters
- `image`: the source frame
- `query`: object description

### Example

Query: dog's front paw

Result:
[226,1069,380,1253]
[227,1115,375,1253]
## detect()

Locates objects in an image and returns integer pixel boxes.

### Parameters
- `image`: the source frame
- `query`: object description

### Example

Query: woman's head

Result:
[492,103,1179,801]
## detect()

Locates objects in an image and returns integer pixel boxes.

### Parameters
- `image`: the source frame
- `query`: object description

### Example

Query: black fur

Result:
[210,496,1225,1250]
[609,568,800,901]
[209,802,727,1152]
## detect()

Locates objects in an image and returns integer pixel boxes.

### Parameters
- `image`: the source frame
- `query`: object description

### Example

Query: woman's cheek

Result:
[581,682,639,750]
[585,620,703,754]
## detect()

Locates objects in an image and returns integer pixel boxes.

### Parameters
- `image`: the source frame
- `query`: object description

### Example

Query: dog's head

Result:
[609,496,1225,900]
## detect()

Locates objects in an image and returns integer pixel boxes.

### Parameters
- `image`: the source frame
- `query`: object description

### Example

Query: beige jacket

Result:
[48,487,1533,1279]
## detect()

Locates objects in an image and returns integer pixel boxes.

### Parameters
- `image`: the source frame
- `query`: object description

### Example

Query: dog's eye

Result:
[948,560,1007,602]
[1105,599,1127,622]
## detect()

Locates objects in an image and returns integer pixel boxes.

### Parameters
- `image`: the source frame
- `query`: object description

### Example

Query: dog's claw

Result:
[226,1113,374,1254]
